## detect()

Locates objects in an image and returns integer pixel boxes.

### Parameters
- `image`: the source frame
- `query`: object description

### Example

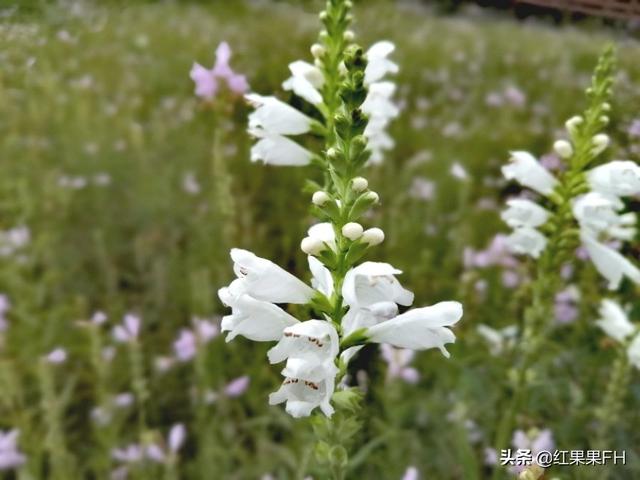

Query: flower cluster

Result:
[500,67,640,292]
[596,299,640,368]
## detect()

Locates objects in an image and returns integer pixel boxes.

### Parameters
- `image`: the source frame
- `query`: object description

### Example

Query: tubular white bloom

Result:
[581,232,640,290]
[267,320,339,381]
[501,198,551,228]
[364,41,399,86]
[361,81,399,123]
[364,119,395,165]
[362,227,385,246]
[308,256,334,297]
[572,192,635,240]
[246,94,313,136]
[501,151,559,196]
[268,375,335,418]
[553,140,573,159]
[342,301,398,335]
[367,301,463,357]
[342,262,414,309]
[282,60,324,106]
[250,133,312,166]
[586,160,640,197]
[307,222,337,251]
[230,248,314,304]
[627,333,640,370]
[301,236,325,256]
[218,282,299,342]
[342,222,364,240]
[505,227,547,258]
[595,299,635,342]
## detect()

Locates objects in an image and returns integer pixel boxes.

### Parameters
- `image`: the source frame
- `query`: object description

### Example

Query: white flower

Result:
[362,227,385,245]
[268,375,335,418]
[366,301,463,357]
[307,222,337,251]
[230,248,314,304]
[627,333,640,370]
[476,324,518,356]
[361,81,399,123]
[342,262,414,309]
[250,133,313,166]
[282,60,324,106]
[364,41,399,85]
[501,151,558,196]
[308,256,334,297]
[246,94,313,136]
[218,281,299,342]
[267,320,339,382]
[573,192,636,240]
[342,222,363,240]
[364,120,394,164]
[595,299,635,342]
[501,198,550,228]
[587,160,640,197]
[505,227,547,258]
[581,232,640,290]
[342,301,398,335]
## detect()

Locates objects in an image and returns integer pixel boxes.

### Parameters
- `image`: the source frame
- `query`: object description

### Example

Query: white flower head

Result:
[501,198,550,229]
[501,151,558,196]
[230,249,314,304]
[595,299,635,342]
[587,160,640,198]
[282,60,324,106]
[364,41,399,85]
[573,192,624,234]
[505,227,547,258]
[268,375,335,418]
[342,262,414,309]
[246,94,312,136]
[581,232,640,290]
[218,281,299,342]
[268,320,339,382]
[250,133,312,166]
[307,222,337,251]
[367,301,463,357]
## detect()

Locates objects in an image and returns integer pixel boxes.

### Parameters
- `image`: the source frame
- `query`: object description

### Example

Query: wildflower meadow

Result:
[1,1,640,479]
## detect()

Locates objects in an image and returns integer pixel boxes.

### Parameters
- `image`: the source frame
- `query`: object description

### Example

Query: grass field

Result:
[0,1,639,478]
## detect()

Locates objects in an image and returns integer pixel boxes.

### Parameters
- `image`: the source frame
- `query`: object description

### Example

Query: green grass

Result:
[0,1,639,478]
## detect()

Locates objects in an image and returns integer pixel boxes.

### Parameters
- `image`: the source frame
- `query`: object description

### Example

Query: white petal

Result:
[367,301,463,356]
[501,151,558,196]
[596,299,635,342]
[505,227,547,258]
[307,222,337,250]
[365,41,399,85]
[627,333,640,370]
[246,94,312,135]
[308,256,334,297]
[581,232,640,290]
[342,262,414,309]
[282,61,324,105]
[587,160,640,197]
[501,198,550,228]
[250,134,312,166]
[231,248,314,304]
[267,319,339,365]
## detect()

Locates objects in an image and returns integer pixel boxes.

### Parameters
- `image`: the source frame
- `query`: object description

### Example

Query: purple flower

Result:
[112,444,144,463]
[190,41,249,100]
[113,313,141,343]
[45,347,67,364]
[173,329,197,361]
[168,423,186,453]
[91,311,108,326]
[554,287,579,325]
[0,295,10,315]
[380,344,420,384]
[401,466,419,480]
[0,429,26,471]
[511,428,555,473]
[628,119,640,138]
[224,375,250,397]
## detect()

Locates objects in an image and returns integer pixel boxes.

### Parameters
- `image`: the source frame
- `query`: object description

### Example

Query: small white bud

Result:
[565,115,583,135]
[342,222,364,241]
[343,30,355,42]
[314,58,323,69]
[600,115,609,125]
[602,102,611,112]
[319,11,328,20]
[326,147,338,159]
[310,43,325,58]
[553,139,573,159]
[300,236,325,256]
[362,228,385,246]
[591,133,610,156]
[351,177,368,192]
[312,191,330,206]
[365,191,379,203]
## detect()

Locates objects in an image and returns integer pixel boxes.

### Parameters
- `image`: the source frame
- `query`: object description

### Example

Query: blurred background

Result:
[0,0,639,478]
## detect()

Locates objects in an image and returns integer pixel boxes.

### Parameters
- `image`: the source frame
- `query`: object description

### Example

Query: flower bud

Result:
[326,147,338,160]
[362,228,384,246]
[365,191,379,203]
[602,102,611,112]
[351,177,368,192]
[310,43,325,58]
[553,139,573,159]
[312,191,330,206]
[564,115,583,135]
[300,236,325,256]
[319,11,328,20]
[343,30,355,42]
[591,133,610,156]
[342,222,364,241]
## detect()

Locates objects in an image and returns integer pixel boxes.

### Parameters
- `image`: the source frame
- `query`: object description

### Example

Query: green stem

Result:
[128,341,148,437]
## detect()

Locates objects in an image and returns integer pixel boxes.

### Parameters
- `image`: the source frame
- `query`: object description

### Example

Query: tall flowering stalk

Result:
[218,1,463,478]
[492,47,640,478]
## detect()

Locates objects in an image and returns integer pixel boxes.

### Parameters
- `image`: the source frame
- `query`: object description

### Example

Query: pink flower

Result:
[380,344,420,384]
[401,466,419,480]
[113,313,141,343]
[45,347,67,364]
[190,42,249,100]
[224,375,250,397]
